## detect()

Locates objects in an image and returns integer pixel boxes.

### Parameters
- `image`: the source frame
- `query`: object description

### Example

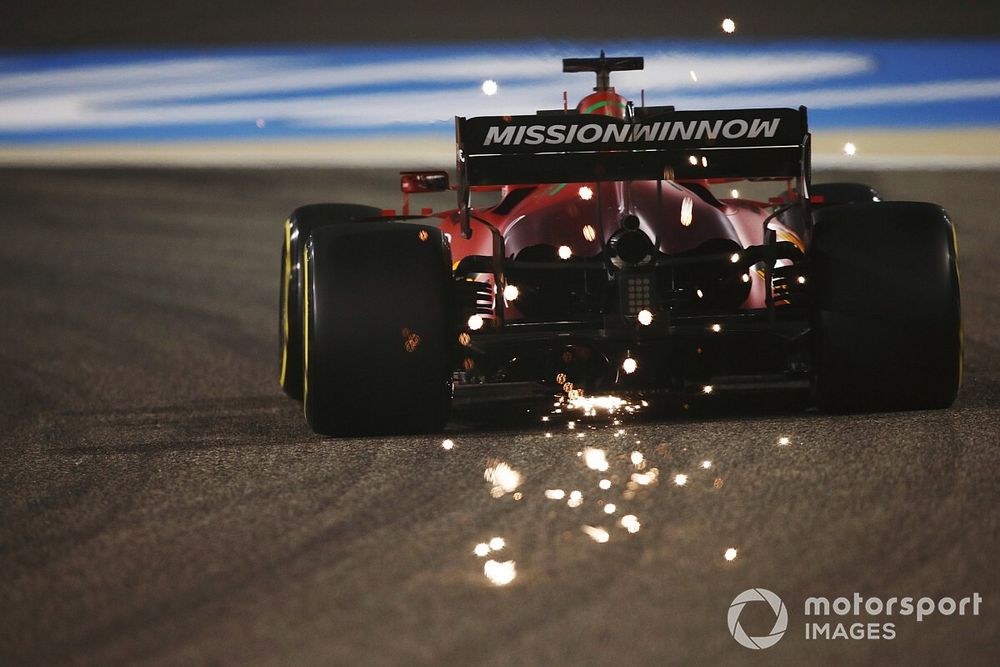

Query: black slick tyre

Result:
[810,202,962,412]
[303,222,453,436]
[279,203,381,400]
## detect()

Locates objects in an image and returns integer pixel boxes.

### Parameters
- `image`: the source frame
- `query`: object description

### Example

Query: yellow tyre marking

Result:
[279,219,292,388]
[952,224,964,391]
[776,229,805,253]
[302,243,310,417]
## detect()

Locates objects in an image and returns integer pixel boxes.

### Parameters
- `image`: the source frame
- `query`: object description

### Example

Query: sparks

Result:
[582,525,610,543]
[484,559,516,585]
[621,515,641,533]
[567,394,628,415]
[481,79,499,96]
[583,448,610,472]
[484,460,522,497]
[680,196,694,226]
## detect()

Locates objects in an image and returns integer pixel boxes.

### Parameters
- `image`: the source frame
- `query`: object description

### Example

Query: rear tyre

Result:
[810,202,961,412]
[303,222,453,436]
[279,204,381,400]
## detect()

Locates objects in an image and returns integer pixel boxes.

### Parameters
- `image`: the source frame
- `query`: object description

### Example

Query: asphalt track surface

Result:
[1,167,998,665]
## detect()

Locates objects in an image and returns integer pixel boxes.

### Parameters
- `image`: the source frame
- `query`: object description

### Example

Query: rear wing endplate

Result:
[456,106,809,188]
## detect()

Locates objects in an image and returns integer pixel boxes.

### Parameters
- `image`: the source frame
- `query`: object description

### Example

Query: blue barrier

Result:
[1,41,997,144]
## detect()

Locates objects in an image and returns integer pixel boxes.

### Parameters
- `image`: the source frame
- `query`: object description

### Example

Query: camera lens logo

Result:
[728,588,788,650]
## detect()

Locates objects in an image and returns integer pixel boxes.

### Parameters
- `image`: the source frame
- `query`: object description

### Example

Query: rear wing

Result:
[455,106,810,188]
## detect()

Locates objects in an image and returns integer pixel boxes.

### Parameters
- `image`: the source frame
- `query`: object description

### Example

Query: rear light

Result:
[624,275,653,315]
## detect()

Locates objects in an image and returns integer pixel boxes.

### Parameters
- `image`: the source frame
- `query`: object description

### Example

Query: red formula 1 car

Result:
[278,54,962,436]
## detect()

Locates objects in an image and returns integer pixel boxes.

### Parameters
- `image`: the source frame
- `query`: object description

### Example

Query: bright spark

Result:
[622,357,638,374]
[621,515,641,533]
[474,543,490,557]
[441,439,455,450]
[502,284,519,301]
[484,460,522,497]
[680,196,694,226]
[583,448,610,472]
[578,185,594,201]
[567,394,628,415]
[545,489,566,499]
[467,314,484,331]
[722,18,736,34]
[484,559,516,585]
[843,141,857,156]
[674,473,688,486]
[598,479,611,490]
[489,537,505,551]
[725,547,738,562]
[582,224,597,242]
[637,309,653,326]
[631,471,656,486]
[582,525,610,543]
[481,79,499,96]
[603,503,617,514]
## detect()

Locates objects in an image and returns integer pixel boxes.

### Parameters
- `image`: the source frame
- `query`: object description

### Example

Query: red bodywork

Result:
[392,55,814,394]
